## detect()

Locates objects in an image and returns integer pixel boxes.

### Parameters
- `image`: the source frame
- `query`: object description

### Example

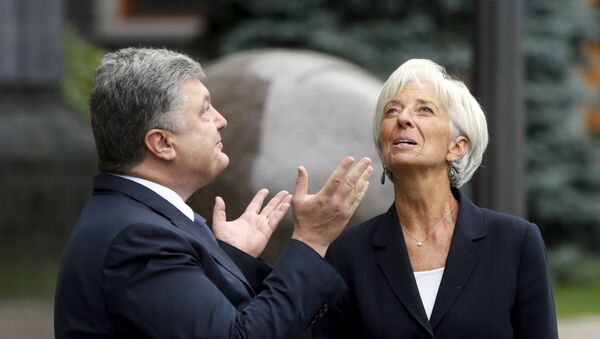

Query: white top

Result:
[111,174,195,222]
[414,267,445,320]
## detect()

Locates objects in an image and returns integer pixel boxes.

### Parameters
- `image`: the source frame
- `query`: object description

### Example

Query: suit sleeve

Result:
[102,223,346,339]
[219,240,273,293]
[312,241,362,339]
[512,223,559,339]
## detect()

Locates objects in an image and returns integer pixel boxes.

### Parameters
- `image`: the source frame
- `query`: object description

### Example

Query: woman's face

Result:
[380,81,457,175]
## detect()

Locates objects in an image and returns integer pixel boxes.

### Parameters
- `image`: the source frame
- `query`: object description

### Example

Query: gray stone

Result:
[192,49,393,261]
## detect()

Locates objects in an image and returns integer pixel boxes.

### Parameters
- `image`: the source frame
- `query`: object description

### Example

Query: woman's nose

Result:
[396,110,414,128]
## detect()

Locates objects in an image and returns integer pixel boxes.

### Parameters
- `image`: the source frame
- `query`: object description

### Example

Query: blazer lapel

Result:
[93,173,252,292]
[374,206,435,337]
[429,189,486,329]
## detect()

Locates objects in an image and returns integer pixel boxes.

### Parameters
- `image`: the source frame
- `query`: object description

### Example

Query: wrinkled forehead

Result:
[389,80,448,110]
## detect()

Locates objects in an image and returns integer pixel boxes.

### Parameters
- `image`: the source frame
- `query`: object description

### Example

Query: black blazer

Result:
[313,189,558,339]
[54,174,345,338]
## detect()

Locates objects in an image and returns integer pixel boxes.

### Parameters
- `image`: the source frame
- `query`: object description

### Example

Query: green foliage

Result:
[554,282,600,318]
[199,0,474,77]
[199,0,600,259]
[524,0,600,252]
[549,246,600,285]
[0,243,60,300]
[62,27,105,120]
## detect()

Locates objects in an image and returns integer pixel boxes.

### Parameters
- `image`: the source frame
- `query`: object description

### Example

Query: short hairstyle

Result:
[373,59,488,187]
[89,47,205,173]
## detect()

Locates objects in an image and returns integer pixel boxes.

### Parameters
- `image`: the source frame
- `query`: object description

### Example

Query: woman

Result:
[313,59,558,338]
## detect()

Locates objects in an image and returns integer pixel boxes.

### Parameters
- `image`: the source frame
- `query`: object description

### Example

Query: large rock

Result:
[192,49,393,261]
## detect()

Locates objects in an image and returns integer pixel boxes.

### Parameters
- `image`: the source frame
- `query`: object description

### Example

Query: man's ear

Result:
[447,135,469,162]
[144,129,176,161]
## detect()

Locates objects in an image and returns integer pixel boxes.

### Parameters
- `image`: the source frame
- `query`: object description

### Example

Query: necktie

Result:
[194,213,218,245]
[193,213,253,295]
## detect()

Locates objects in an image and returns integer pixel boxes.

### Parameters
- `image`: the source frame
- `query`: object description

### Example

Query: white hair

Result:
[373,59,489,187]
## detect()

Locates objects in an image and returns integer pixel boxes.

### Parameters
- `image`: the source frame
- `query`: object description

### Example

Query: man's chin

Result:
[214,155,230,175]
[220,154,230,168]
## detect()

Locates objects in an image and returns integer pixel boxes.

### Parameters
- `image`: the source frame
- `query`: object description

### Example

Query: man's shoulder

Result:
[65,192,176,259]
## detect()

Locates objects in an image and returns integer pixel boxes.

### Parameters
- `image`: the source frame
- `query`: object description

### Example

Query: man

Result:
[54,48,373,338]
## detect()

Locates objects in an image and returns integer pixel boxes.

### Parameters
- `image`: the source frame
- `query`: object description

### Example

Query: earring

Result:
[381,170,386,185]
[448,162,458,183]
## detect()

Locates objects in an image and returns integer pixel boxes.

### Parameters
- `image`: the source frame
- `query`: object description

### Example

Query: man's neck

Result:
[111,173,195,221]
[127,164,195,201]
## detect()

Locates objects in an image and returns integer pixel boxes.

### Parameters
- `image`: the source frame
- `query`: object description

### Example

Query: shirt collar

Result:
[110,173,195,222]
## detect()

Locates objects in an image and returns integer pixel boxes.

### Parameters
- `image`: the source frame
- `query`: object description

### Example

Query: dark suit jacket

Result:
[54,174,345,338]
[313,189,558,339]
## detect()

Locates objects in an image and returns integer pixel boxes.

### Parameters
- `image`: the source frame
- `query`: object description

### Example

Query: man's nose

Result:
[212,106,227,130]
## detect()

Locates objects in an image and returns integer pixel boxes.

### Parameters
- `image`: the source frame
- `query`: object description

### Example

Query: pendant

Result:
[417,242,423,246]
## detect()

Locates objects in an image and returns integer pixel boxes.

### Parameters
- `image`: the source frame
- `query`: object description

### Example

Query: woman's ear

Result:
[144,129,176,161]
[447,135,469,162]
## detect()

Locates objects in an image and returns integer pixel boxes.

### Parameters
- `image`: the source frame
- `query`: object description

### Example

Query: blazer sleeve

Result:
[512,223,559,339]
[102,223,346,339]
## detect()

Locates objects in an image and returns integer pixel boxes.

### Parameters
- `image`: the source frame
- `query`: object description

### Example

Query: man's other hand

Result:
[212,189,292,257]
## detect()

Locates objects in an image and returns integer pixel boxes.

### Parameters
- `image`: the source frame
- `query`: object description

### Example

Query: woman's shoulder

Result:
[341,213,385,239]
[479,207,533,229]
[327,212,387,257]
[325,213,386,269]
[477,206,542,245]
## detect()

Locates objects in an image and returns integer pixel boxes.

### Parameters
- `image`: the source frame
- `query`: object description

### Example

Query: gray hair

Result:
[89,47,205,173]
[373,59,488,187]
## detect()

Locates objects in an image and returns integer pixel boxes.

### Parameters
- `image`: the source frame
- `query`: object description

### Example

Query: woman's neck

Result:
[392,173,456,237]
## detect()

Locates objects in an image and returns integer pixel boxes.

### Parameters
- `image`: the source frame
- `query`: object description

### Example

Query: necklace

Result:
[401,200,456,247]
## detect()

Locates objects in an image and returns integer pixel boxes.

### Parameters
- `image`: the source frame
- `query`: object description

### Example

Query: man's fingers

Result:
[245,188,269,213]
[259,190,289,217]
[294,166,309,197]
[350,166,373,204]
[212,196,227,224]
[322,157,355,196]
[336,157,372,197]
[265,194,292,231]
[350,181,370,211]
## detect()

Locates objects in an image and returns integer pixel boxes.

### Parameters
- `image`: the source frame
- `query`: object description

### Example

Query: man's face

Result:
[170,79,229,188]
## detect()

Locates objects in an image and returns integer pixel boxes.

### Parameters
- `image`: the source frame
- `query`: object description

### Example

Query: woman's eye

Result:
[385,107,399,115]
[420,106,434,114]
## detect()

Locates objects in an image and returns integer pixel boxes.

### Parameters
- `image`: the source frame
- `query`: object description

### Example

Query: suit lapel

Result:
[429,189,486,329]
[179,216,254,294]
[93,173,252,292]
[374,206,435,337]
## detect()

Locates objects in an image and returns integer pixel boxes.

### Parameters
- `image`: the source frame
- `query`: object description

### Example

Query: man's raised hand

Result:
[291,157,373,256]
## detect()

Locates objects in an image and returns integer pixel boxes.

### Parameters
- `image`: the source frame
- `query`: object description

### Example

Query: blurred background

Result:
[1,0,599,337]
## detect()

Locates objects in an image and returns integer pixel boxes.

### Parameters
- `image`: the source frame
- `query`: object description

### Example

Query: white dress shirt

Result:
[414,267,445,320]
[111,174,195,222]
